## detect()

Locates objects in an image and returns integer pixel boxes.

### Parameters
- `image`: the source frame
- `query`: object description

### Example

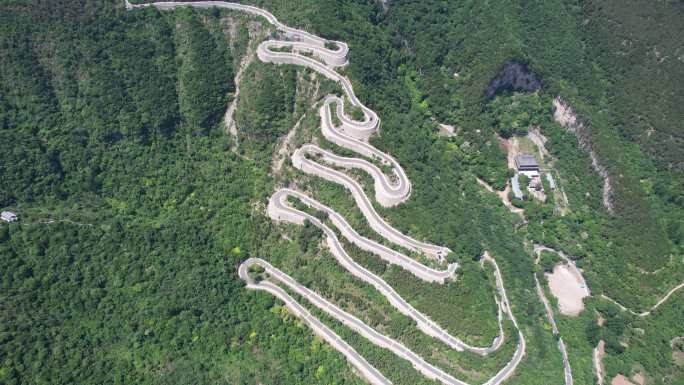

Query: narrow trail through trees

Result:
[601,282,684,317]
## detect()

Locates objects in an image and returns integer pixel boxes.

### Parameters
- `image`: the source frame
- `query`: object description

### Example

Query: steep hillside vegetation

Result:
[1,1,682,385]
[237,0,683,306]
[0,2,362,384]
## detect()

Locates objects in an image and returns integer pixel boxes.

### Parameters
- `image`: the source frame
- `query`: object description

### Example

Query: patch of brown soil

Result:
[674,351,684,366]
[631,373,645,385]
[437,123,456,137]
[546,263,589,316]
[611,374,636,385]
[597,312,605,326]
[271,114,305,176]
[594,340,605,385]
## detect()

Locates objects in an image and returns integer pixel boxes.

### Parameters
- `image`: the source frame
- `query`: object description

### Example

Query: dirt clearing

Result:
[546,263,589,316]
[611,374,636,385]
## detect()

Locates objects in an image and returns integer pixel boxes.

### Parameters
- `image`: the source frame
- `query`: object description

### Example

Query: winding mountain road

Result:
[241,257,524,385]
[534,274,573,385]
[238,259,392,385]
[128,2,526,384]
[268,188,506,355]
[269,188,456,284]
[533,245,577,385]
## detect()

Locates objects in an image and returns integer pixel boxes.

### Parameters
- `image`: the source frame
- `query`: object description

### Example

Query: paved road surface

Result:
[129,2,528,384]
[534,275,573,385]
[533,247,575,385]
[238,260,392,385]
[270,189,456,283]
[268,188,507,355]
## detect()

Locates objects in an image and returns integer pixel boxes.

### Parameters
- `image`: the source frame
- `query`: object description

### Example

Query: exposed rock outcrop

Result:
[485,60,542,101]
[553,97,614,214]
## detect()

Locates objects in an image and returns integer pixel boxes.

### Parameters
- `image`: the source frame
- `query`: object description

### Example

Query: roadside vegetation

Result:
[1,0,682,385]
[0,3,361,384]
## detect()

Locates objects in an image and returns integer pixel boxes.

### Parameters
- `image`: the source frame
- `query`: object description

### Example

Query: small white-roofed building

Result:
[511,175,524,199]
[545,173,557,189]
[1,211,18,223]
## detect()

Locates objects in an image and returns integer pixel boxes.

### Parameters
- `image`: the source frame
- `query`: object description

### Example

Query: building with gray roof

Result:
[515,154,539,171]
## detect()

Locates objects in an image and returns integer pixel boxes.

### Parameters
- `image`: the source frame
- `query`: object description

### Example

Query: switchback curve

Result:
[127,2,526,384]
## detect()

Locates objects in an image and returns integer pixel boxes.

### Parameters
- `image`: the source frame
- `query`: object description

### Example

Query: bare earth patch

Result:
[596,310,606,326]
[499,136,517,170]
[611,374,636,385]
[674,351,684,366]
[271,114,305,176]
[223,21,265,150]
[673,337,684,366]
[594,340,605,385]
[438,123,456,137]
[632,373,645,385]
[546,263,589,316]
[527,126,550,161]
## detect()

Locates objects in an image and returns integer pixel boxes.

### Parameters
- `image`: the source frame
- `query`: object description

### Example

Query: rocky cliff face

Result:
[485,60,542,101]
[553,97,614,214]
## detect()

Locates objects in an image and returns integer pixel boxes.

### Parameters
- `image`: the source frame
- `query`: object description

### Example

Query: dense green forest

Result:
[2,0,682,385]
[0,3,362,384]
